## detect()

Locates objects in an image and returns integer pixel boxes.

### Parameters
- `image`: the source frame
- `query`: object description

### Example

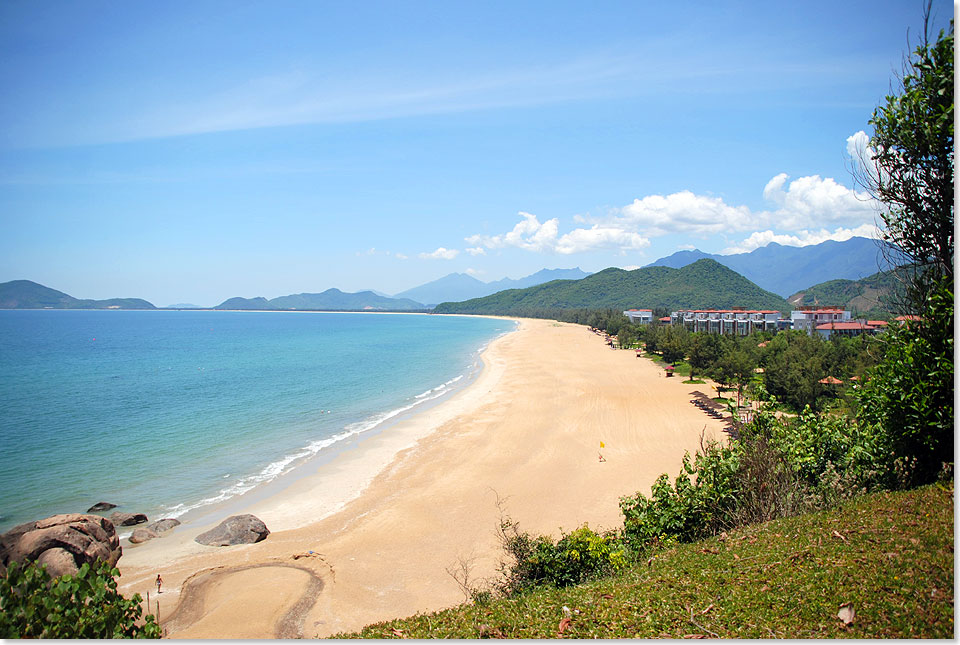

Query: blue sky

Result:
[0,1,952,306]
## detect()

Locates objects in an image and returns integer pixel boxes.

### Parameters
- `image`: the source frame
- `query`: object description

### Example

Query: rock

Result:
[0,514,121,578]
[109,512,148,527]
[129,528,159,544]
[128,519,180,545]
[87,502,117,512]
[146,518,180,533]
[195,514,270,547]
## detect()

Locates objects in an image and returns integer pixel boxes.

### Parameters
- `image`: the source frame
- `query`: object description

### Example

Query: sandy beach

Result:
[117,318,728,638]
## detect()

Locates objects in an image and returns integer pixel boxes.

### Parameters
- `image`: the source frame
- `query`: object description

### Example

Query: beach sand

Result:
[117,318,728,638]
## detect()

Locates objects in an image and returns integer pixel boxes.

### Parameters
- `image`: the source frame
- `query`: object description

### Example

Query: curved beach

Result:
[117,318,728,638]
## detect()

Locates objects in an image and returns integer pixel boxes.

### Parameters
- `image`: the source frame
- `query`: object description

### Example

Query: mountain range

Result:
[645,237,892,297]
[433,259,791,315]
[214,289,426,311]
[392,267,592,306]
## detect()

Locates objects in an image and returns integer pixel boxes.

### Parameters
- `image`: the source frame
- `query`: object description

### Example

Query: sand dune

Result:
[118,318,728,638]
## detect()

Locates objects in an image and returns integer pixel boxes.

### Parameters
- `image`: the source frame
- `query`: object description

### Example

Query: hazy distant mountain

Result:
[434,259,790,314]
[393,273,488,306]
[394,267,592,306]
[0,280,156,310]
[645,237,892,297]
[166,303,205,309]
[489,267,592,291]
[214,289,425,311]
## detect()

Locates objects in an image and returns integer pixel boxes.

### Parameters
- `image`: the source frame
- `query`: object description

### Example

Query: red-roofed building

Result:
[815,320,884,340]
[792,307,852,335]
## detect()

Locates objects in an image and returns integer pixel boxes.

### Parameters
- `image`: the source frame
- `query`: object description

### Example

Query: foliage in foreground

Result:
[494,521,626,595]
[343,483,953,639]
[0,559,160,639]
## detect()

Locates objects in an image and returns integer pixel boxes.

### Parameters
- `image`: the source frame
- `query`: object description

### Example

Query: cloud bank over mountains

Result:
[443,132,881,260]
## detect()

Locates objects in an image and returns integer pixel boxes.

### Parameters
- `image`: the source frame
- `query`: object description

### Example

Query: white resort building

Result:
[669,309,782,335]
[623,309,654,325]
[791,308,851,335]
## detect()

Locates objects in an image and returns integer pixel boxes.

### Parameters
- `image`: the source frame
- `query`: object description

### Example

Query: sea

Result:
[0,310,513,533]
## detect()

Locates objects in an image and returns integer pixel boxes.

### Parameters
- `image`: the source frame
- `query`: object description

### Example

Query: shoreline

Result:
[116,317,728,638]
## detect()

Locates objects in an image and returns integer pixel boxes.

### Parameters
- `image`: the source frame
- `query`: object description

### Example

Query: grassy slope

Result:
[341,484,953,639]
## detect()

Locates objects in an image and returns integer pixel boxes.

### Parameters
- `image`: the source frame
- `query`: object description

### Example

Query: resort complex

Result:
[624,306,894,339]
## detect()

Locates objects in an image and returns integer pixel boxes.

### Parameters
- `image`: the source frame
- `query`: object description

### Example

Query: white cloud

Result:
[617,191,761,236]
[721,224,880,254]
[465,268,484,277]
[418,247,459,260]
[465,246,487,256]
[466,211,649,255]
[620,264,642,271]
[677,243,696,250]
[461,133,883,258]
[761,172,876,230]
[846,130,879,179]
[394,253,409,260]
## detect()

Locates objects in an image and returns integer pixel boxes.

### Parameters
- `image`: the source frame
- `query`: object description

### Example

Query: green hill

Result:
[788,270,904,317]
[432,259,790,314]
[344,484,953,639]
[0,280,156,309]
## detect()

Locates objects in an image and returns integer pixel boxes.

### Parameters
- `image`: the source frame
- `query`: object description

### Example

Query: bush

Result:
[496,520,625,594]
[0,559,160,639]
[620,439,740,549]
[856,279,954,487]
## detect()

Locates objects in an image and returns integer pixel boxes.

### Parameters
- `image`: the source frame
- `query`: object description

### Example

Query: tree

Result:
[857,280,954,486]
[851,8,954,487]
[853,9,954,312]
[0,560,160,639]
[687,333,721,380]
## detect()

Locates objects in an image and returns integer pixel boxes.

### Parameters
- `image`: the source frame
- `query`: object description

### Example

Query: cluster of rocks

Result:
[0,503,271,578]
[0,514,121,579]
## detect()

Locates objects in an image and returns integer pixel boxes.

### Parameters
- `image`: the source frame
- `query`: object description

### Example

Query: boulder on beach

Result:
[87,501,117,512]
[129,528,158,544]
[194,514,270,547]
[128,518,181,545]
[109,511,148,527]
[0,513,122,578]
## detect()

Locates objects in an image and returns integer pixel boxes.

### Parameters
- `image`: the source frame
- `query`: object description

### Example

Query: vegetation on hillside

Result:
[432,259,790,315]
[344,484,953,639]
[788,269,903,317]
[0,560,160,638]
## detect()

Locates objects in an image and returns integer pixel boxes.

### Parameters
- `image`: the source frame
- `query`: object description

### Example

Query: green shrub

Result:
[0,560,160,639]
[620,439,741,549]
[497,522,625,594]
[856,279,954,487]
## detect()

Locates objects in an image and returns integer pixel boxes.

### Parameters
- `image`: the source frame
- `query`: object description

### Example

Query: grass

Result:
[338,483,953,639]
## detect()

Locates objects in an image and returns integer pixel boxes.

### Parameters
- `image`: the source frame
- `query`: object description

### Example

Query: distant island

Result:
[0,280,156,310]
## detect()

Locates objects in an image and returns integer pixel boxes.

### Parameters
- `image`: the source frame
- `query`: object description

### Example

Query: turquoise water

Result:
[0,310,512,532]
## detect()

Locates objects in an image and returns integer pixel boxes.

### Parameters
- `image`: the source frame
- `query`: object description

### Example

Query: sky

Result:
[0,1,953,306]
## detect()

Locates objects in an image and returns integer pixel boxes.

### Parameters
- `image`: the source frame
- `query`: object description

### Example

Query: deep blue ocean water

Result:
[0,310,512,532]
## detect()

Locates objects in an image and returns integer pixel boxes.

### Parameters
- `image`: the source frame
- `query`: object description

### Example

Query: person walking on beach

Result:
[156,574,163,594]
